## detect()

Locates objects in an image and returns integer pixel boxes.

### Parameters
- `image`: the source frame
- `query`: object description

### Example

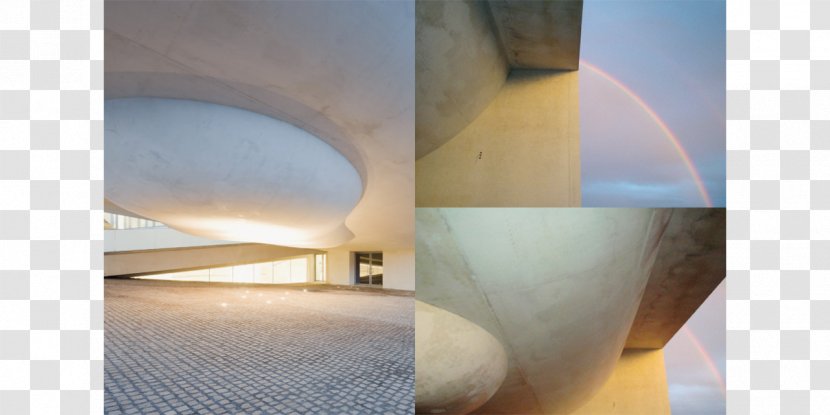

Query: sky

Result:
[664,280,726,414]
[580,0,726,207]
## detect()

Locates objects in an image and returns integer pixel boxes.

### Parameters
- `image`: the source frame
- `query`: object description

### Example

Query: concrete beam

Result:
[487,0,583,70]
[105,243,319,277]
[625,208,726,349]
[416,69,580,207]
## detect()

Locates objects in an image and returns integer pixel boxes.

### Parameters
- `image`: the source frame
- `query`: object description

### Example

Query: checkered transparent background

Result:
[0,0,103,413]
[2,0,829,413]
[726,0,830,413]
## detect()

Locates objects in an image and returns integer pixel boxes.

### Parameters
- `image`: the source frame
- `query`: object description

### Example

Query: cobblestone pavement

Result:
[105,279,414,414]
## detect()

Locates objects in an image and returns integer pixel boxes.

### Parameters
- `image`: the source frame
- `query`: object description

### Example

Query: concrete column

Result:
[383,249,415,291]
[570,349,671,415]
[326,248,355,286]
[416,70,580,207]
[305,254,315,283]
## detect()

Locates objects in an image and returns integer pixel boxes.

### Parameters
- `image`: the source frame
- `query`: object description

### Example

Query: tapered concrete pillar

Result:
[570,349,671,415]
[417,208,672,413]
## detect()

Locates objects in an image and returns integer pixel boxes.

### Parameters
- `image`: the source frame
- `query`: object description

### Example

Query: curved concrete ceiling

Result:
[415,0,584,159]
[415,0,509,159]
[105,0,414,250]
[416,301,507,414]
[105,98,362,248]
[416,208,671,414]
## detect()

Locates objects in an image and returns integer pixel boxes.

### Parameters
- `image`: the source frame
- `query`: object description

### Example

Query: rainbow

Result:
[684,327,726,394]
[580,60,714,207]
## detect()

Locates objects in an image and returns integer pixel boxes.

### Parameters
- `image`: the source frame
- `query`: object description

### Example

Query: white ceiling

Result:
[105,0,415,250]
[105,98,363,248]
[416,208,669,413]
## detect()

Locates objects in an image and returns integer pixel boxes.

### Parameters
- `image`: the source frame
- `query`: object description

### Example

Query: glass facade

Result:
[355,252,383,286]
[105,212,165,230]
[135,256,314,285]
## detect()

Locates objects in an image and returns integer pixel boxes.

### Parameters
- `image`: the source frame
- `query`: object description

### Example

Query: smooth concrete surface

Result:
[105,199,154,221]
[105,227,234,253]
[488,0,583,69]
[324,249,415,291]
[415,301,507,414]
[416,70,580,207]
[570,349,671,415]
[625,208,726,349]
[415,0,509,159]
[105,98,362,249]
[416,208,669,414]
[105,0,414,252]
[384,250,417,291]
[325,248,355,287]
[104,243,318,277]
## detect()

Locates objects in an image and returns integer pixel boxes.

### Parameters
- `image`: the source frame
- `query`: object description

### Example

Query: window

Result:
[104,212,165,230]
[315,254,326,282]
[355,252,382,286]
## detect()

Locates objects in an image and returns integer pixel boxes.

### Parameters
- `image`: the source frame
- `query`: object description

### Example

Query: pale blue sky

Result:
[580,0,726,207]
[664,280,726,414]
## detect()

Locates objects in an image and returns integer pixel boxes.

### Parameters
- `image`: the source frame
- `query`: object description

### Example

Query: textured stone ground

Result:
[104,279,414,414]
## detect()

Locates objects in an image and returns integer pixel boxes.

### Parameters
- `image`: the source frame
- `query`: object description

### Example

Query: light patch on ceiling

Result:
[105,97,363,248]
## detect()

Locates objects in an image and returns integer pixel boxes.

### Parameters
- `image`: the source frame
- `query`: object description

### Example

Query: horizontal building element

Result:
[487,0,584,70]
[625,208,726,349]
[105,243,319,277]
[416,69,580,207]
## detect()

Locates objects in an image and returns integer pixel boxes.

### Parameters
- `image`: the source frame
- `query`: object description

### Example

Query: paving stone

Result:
[105,279,414,414]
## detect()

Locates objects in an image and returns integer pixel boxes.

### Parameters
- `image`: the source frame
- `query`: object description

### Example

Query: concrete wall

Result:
[570,349,671,415]
[384,249,416,291]
[487,0,583,69]
[416,70,580,207]
[326,248,355,286]
[626,209,726,349]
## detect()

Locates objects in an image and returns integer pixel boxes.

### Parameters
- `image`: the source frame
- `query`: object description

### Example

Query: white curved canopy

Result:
[105,0,414,250]
[105,98,363,248]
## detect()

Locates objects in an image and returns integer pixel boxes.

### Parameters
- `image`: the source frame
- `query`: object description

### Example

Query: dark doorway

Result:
[355,252,383,286]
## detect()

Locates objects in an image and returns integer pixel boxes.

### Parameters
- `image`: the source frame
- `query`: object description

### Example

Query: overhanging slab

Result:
[487,0,583,70]
[625,208,726,349]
